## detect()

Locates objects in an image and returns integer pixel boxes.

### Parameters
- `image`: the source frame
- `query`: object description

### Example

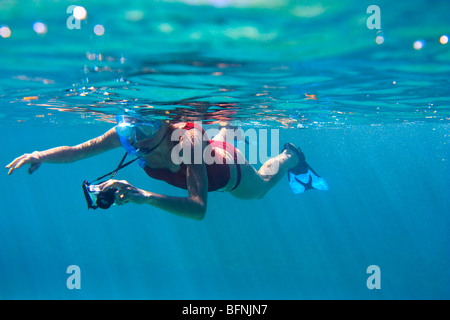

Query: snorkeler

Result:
[5,117,327,220]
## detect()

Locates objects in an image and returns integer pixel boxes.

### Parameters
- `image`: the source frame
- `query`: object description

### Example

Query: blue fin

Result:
[288,167,328,194]
[283,142,328,194]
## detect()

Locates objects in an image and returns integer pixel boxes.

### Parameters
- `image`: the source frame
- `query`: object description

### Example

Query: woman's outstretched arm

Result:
[6,127,121,175]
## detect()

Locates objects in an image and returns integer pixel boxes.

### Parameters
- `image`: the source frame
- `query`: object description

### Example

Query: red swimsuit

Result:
[143,123,241,192]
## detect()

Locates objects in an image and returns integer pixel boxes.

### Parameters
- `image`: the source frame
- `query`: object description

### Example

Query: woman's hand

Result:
[99,179,151,206]
[5,151,43,175]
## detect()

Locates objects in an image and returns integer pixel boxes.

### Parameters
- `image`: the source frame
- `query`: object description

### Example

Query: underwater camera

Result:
[81,146,141,210]
[82,180,118,210]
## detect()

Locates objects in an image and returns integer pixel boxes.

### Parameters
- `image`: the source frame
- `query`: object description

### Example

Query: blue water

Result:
[1,0,449,299]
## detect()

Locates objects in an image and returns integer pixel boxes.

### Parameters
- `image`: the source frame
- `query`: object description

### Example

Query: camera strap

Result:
[87,153,141,185]
[86,127,170,185]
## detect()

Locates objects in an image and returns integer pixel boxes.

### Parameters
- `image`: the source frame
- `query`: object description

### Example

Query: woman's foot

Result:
[283,143,308,174]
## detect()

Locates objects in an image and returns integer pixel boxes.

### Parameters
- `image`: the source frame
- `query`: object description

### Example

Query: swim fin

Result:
[284,143,329,194]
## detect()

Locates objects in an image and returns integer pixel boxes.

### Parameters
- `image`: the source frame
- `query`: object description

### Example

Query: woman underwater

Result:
[6,116,328,220]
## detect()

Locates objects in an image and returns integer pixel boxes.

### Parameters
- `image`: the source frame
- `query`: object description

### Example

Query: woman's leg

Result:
[214,125,300,199]
[230,148,299,200]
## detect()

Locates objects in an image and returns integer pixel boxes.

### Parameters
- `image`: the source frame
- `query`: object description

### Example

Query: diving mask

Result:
[116,116,162,141]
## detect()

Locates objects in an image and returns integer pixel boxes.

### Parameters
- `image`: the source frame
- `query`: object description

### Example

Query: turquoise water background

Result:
[1,0,449,299]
